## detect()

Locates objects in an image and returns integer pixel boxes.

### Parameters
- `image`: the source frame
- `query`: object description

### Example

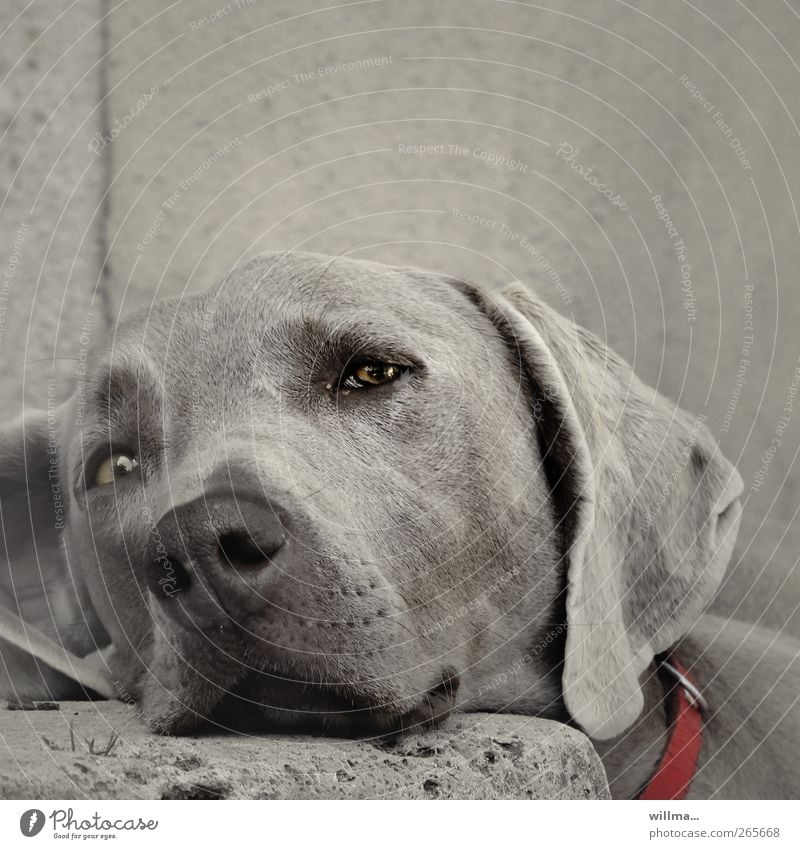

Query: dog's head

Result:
[0,252,742,740]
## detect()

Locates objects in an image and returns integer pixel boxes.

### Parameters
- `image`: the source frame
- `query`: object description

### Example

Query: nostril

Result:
[218,531,279,567]
[154,555,192,597]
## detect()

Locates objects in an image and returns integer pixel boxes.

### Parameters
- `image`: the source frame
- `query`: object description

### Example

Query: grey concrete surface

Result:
[0,0,108,412]
[0,703,608,799]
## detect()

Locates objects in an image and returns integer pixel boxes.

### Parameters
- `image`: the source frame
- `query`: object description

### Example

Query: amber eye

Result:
[340,361,406,391]
[92,452,139,487]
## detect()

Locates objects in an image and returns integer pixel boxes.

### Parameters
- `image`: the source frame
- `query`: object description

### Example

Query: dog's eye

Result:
[338,361,407,391]
[93,452,139,487]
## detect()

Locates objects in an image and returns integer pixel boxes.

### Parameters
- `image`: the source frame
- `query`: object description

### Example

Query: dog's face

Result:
[56,253,565,734]
[1,252,743,741]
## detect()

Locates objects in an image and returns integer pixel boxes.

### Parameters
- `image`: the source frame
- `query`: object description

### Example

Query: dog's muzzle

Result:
[208,666,461,737]
[139,493,459,737]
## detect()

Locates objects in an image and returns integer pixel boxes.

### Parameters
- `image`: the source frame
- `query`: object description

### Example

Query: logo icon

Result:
[19,810,45,837]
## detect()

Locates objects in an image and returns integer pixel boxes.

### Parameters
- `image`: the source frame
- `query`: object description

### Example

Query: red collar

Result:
[637,657,705,801]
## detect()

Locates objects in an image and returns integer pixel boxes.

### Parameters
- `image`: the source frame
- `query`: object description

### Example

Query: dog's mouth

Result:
[211,666,460,737]
[144,663,460,739]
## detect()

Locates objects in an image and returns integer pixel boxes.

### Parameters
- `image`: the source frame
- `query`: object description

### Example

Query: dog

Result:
[1,251,798,799]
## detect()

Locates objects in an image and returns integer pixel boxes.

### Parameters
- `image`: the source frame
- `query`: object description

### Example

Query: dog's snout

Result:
[149,496,287,619]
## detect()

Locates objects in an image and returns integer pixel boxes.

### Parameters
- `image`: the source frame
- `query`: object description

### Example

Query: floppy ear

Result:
[466,281,743,740]
[0,408,111,700]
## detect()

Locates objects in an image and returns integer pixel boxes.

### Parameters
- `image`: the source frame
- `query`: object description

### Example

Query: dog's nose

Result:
[148,496,287,620]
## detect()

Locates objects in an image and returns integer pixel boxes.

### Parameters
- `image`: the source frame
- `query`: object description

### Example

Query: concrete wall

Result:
[0,0,108,411]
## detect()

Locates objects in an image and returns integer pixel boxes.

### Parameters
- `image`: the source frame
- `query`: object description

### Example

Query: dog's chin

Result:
[139,665,460,739]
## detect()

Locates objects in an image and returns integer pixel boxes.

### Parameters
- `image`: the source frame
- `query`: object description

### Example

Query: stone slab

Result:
[0,702,609,800]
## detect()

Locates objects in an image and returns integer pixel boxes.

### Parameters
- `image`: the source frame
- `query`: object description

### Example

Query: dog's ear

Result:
[463,280,743,739]
[0,408,110,699]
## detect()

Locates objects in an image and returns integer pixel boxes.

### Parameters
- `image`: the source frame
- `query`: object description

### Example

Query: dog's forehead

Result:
[211,251,465,328]
[111,253,481,365]
[89,253,486,410]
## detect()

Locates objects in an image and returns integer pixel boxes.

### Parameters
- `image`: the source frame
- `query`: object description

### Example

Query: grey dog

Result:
[1,252,798,799]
